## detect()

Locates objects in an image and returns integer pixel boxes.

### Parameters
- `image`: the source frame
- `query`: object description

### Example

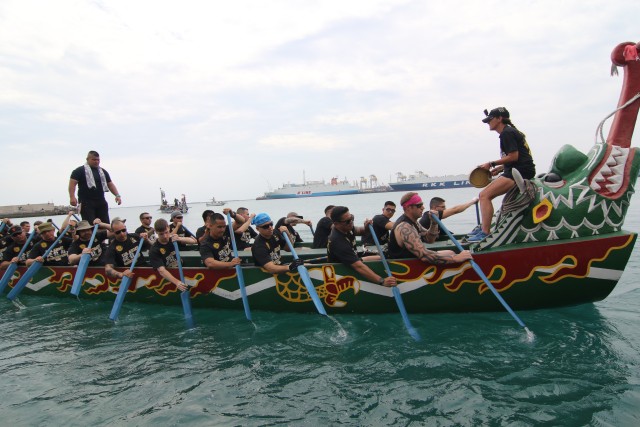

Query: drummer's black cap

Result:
[482,107,509,123]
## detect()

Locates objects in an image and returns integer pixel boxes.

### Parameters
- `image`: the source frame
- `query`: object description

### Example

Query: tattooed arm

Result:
[394,222,472,264]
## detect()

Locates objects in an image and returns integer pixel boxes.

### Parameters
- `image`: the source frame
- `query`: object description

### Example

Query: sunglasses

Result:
[114,228,127,235]
[175,216,183,219]
[259,223,274,230]
[337,215,355,224]
[385,208,396,213]
[410,203,424,209]
[142,216,152,220]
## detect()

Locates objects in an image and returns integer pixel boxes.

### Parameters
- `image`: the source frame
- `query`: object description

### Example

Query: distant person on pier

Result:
[0,225,33,270]
[327,206,397,287]
[149,218,190,291]
[135,212,156,244]
[388,192,473,265]
[234,207,257,250]
[68,150,122,224]
[251,213,303,274]
[312,205,335,249]
[361,201,396,255]
[26,222,73,266]
[104,218,150,280]
[419,196,479,238]
[199,213,242,269]
[67,220,111,267]
[469,107,536,242]
[168,211,197,250]
[274,212,312,247]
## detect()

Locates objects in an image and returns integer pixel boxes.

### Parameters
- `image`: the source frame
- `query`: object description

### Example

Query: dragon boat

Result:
[2,41,640,315]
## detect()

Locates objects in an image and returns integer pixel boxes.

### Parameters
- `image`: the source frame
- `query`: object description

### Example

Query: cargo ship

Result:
[388,171,472,191]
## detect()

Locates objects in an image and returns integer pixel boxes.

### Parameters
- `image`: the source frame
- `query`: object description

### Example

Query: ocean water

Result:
[2,189,639,426]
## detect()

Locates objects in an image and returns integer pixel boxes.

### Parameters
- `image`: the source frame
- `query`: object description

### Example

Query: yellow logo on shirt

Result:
[160,248,166,255]
[213,243,220,249]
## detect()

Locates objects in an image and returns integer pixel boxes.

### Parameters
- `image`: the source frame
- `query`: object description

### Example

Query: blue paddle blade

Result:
[7,261,43,301]
[0,263,19,294]
[392,287,421,342]
[235,264,252,321]
[181,289,195,328]
[298,265,327,316]
[70,254,90,296]
[109,276,132,321]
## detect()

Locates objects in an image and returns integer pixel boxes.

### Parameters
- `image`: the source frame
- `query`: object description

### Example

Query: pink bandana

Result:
[402,194,423,208]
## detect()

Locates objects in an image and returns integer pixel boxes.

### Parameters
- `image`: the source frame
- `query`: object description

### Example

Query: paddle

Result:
[430,213,534,340]
[0,231,38,294]
[108,239,145,321]
[70,224,100,296]
[226,212,252,321]
[7,224,72,301]
[308,224,315,236]
[281,232,327,315]
[0,221,7,233]
[173,241,195,328]
[368,224,421,341]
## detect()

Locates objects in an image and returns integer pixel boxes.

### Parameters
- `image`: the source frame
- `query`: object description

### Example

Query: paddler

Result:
[149,218,191,291]
[0,225,34,270]
[387,192,472,264]
[250,213,304,274]
[104,218,150,280]
[26,222,73,266]
[198,213,242,269]
[67,220,111,266]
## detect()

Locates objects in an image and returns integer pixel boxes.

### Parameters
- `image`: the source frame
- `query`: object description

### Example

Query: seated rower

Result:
[312,205,335,249]
[418,196,478,238]
[104,218,150,280]
[26,222,73,266]
[169,211,197,250]
[234,207,257,250]
[251,213,304,274]
[361,201,396,255]
[327,206,396,287]
[0,225,34,270]
[274,212,312,247]
[67,220,111,267]
[149,218,190,291]
[199,213,241,269]
[388,192,473,265]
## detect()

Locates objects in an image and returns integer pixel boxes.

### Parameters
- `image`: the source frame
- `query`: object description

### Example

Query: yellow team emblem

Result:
[213,243,220,249]
[116,245,123,252]
[160,248,166,255]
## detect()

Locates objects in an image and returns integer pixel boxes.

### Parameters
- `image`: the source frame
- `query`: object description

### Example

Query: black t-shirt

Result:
[499,126,536,179]
[361,214,391,246]
[327,228,359,265]
[251,233,287,267]
[104,233,149,267]
[28,237,72,266]
[312,217,333,249]
[2,239,34,265]
[418,210,446,237]
[199,230,234,263]
[235,227,257,250]
[134,225,156,243]
[169,223,196,250]
[274,218,303,245]
[149,240,180,269]
[68,230,108,266]
[70,165,112,201]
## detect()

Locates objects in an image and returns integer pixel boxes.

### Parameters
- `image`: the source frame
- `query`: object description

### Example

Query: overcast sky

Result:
[1,0,638,206]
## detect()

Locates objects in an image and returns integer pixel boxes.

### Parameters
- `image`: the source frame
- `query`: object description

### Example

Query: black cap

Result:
[8,225,23,235]
[482,107,510,123]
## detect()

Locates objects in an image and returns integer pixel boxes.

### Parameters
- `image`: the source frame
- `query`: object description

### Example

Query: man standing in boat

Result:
[469,107,536,242]
[104,218,150,280]
[199,213,242,269]
[327,206,397,287]
[69,150,122,224]
[388,192,472,264]
[251,213,304,274]
[149,218,190,291]
[360,201,396,255]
